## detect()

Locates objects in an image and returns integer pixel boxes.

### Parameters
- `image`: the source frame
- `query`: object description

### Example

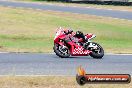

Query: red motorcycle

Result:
[53,28,104,59]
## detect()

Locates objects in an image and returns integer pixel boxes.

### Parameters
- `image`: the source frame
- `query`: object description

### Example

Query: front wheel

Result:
[89,42,104,59]
[53,44,70,58]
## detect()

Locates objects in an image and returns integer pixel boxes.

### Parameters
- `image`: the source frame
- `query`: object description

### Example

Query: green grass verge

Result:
[0,6,132,53]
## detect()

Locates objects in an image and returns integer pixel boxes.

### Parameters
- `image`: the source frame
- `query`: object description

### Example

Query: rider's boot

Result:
[83,37,90,49]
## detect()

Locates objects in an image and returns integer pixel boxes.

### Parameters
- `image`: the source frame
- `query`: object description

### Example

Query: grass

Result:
[16,0,132,11]
[0,6,132,53]
[0,76,131,88]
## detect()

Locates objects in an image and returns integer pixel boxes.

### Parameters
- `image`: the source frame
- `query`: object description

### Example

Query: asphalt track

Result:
[0,53,131,76]
[0,1,132,20]
[0,1,132,76]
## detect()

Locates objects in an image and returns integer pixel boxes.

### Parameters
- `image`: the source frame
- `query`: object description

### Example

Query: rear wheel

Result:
[89,42,104,59]
[53,44,70,58]
[65,0,71,2]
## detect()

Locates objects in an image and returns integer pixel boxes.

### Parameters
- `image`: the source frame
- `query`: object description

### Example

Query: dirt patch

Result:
[0,76,131,88]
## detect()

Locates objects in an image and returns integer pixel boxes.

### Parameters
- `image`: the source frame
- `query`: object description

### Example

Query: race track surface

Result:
[0,1,132,20]
[0,53,131,76]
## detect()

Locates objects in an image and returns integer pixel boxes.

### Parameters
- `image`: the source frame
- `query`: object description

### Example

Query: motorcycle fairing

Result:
[67,42,91,56]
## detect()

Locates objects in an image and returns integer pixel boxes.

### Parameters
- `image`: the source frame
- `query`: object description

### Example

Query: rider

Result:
[75,31,88,42]
[64,29,88,42]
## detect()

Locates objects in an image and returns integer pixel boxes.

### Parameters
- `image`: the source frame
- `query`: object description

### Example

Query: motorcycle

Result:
[53,28,104,59]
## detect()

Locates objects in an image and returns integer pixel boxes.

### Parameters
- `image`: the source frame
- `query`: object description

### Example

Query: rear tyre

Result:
[89,42,104,59]
[65,0,71,2]
[53,44,70,58]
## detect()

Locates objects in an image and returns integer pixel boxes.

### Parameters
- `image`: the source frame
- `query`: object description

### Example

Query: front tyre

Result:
[53,44,70,58]
[89,42,104,59]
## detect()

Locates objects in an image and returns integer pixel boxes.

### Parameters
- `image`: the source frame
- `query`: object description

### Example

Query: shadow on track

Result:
[53,55,104,60]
